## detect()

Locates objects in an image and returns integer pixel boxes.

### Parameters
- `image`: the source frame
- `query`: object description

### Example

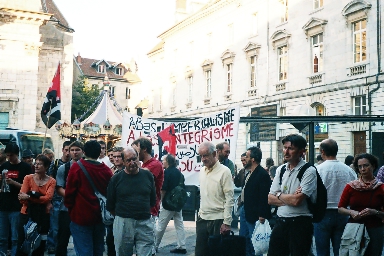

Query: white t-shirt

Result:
[97,155,112,168]
[317,160,357,209]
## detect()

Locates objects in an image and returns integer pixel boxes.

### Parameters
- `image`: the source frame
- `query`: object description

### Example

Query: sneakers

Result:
[170,248,187,254]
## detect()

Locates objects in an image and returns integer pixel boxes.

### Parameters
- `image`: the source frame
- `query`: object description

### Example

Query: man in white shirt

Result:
[195,141,234,256]
[314,139,357,256]
[97,140,112,168]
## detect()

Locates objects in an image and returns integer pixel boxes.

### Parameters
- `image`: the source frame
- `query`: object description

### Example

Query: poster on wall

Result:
[122,106,240,185]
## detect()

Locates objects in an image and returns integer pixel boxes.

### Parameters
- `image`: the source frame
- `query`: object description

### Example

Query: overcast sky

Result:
[54,0,175,79]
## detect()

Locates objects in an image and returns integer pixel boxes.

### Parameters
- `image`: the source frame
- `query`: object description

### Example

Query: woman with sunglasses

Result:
[17,154,56,256]
[338,153,384,256]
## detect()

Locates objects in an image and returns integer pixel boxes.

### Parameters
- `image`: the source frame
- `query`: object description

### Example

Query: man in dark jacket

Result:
[64,140,113,256]
[243,146,271,256]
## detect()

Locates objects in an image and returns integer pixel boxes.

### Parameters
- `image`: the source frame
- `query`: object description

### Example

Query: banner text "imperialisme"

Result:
[174,108,235,133]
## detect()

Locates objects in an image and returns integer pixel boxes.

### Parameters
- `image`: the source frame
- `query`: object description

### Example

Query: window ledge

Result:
[347,63,369,77]
[276,21,288,28]
[275,82,287,91]
[248,88,257,97]
[248,34,258,39]
[308,73,324,84]
[224,93,232,101]
[309,7,324,15]
[204,98,211,105]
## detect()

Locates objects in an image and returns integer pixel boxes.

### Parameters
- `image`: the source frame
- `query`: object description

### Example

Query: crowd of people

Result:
[0,134,384,256]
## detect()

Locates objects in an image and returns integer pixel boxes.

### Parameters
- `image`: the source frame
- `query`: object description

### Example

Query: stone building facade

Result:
[147,0,384,167]
[73,54,142,116]
[0,0,74,152]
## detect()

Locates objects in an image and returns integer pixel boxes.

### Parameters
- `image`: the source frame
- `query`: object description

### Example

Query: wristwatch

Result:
[276,192,282,200]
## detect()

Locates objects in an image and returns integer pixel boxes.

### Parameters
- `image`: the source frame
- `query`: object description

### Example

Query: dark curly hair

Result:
[353,153,379,172]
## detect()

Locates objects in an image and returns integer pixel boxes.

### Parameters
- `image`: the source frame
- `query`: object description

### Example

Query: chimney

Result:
[76,53,82,65]
[175,0,188,23]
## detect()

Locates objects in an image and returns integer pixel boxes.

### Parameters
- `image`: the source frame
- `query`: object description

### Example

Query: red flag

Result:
[41,63,61,128]
[157,124,177,156]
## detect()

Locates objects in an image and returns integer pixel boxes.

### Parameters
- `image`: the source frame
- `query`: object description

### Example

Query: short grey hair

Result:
[123,147,138,161]
[199,142,216,154]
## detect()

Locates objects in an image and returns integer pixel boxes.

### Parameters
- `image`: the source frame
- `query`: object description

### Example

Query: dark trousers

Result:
[195,216,223,256]
[268,216,313,256]
[106,224,115,256]
[55,211,71,256]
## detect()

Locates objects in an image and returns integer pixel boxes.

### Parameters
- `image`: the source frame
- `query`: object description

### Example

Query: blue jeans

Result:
[70,221,105,256]
[47,200,60,250]
[239,206,247,237]
[0,211,20,256]
[244,221,262,256]
[314,209,349,256]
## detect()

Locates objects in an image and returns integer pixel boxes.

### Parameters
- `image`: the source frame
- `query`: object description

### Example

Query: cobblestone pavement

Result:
[44,220,202,256]
[42,220,339,256]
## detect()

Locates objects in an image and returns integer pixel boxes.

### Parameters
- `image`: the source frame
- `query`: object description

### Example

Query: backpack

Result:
[50,159,60,179]
[21,219,42,256]
[163,174,187,212]
[279,163,327,223]
[63,162,71,189]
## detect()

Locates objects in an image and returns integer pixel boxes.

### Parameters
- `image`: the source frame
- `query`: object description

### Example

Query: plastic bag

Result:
[251,219,271,255]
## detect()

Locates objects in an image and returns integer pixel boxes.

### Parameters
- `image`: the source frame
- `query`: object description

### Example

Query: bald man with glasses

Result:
[107,148,156,256]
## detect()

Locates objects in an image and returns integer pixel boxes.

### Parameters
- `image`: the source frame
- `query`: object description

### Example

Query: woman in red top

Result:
[16,154,56,256]
[338,153,384,256]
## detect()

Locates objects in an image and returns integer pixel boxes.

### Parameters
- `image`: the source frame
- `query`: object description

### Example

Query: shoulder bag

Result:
[77,160,114,225]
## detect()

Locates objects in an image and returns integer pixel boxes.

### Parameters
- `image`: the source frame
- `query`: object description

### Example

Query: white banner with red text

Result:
[122,106,240,185]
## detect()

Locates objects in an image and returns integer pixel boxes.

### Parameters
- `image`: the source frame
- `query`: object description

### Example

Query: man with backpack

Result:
[268,134,318,256]
[155,154,187,254]
[314,139,356,256]
[55,141,84,256]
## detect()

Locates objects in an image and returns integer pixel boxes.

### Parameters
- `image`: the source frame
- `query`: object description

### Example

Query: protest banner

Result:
[122,106,240,185]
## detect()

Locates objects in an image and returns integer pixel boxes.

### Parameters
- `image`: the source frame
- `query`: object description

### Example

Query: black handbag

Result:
[208,231,246,256]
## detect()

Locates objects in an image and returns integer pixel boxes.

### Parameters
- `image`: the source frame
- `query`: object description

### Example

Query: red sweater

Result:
[64,159,113,226]
[142,157,164,216]
[338,184,384,228]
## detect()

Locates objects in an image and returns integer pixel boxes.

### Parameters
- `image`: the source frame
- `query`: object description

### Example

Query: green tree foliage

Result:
[71,76,101,122]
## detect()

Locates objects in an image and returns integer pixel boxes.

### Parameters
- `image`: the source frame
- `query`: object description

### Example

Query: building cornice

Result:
[158,0,235,40]
[0,8,51,24]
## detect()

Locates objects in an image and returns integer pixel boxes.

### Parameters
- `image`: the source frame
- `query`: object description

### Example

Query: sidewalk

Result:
[44,220,203,256]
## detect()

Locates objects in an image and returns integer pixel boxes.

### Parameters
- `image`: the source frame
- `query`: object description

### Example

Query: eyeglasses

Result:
[125,157,137,162]
[34,162,43,166]
[357,163,371,169]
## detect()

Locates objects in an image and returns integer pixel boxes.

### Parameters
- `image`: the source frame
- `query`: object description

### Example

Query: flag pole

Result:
[42,98,53,153]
